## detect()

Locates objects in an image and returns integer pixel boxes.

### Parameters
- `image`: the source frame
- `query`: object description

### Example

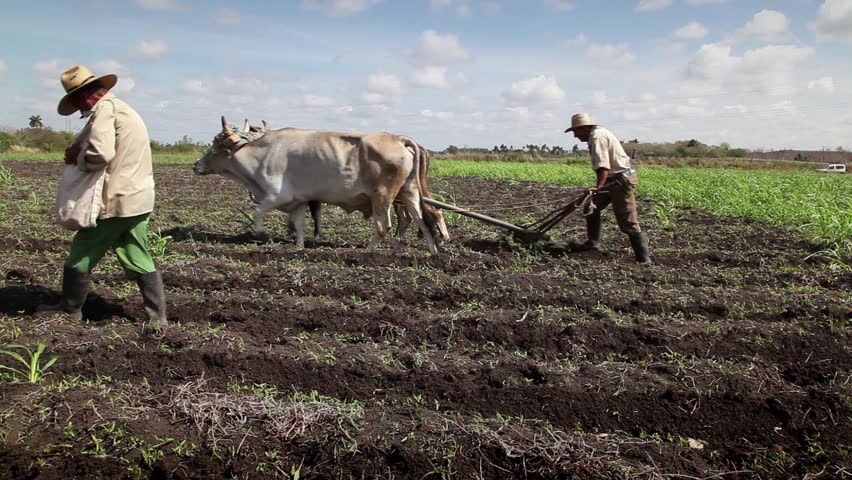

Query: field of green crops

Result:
[432,160,852,251]
[3,153,849,252]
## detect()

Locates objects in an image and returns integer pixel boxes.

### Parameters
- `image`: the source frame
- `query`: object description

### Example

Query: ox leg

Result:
[290,203,308,248]
[368,198,393,249]
[253,201,277,239]
[309,200,322,237]
[400,195,438,254]
[395,204,412,238]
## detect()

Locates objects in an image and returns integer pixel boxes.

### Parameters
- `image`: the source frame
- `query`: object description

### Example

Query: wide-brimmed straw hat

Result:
[57,65,117,116]
[564,112,596,133]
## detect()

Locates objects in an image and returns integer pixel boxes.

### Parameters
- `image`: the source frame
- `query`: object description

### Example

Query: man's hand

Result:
[64,144,81,165]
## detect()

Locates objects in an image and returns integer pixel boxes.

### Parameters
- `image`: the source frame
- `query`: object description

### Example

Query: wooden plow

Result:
[422,191,594,245]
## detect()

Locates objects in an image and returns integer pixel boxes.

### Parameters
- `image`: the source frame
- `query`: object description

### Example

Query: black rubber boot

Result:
[36,266,90,321]
[629,232,652,265]
[136,271,168,329]
[569,214,602,252]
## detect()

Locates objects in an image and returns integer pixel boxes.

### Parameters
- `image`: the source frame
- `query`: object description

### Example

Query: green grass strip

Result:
[432,159,852,247]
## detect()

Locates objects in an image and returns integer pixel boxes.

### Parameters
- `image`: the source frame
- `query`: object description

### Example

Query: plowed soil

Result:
[0,160,850,479]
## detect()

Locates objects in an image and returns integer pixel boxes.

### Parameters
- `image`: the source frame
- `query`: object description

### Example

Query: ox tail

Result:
[403,138,450,242]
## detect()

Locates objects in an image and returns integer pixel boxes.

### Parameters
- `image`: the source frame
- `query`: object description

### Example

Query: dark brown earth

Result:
[0,159,850,480]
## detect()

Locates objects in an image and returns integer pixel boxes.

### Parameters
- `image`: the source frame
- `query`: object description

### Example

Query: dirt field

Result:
[1,160,850,479]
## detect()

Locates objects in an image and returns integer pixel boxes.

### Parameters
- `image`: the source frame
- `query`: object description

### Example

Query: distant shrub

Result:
[16,128,70,152]
[0,131,15,153]
[150,135,206,155]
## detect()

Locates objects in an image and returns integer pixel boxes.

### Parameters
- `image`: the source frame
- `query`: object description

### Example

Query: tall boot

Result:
[628,232,652,264]
[569,214,602,252]
[136,271,168,328]
[36,266,90,321]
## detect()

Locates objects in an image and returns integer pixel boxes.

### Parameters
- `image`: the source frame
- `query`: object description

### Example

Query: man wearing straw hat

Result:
[564,112,651,264]
[37,65,168,327]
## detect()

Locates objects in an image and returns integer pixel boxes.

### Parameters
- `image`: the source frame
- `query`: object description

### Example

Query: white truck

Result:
[816,163,847,174]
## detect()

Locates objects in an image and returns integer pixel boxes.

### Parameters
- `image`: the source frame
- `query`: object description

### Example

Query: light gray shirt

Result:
[589,127,631,172]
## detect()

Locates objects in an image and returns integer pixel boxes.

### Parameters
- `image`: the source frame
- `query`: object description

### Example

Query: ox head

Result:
[193,116,249,175]
[423,204,450,244]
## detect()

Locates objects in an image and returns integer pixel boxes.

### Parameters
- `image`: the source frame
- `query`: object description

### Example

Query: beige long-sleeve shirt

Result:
[588,127,632,172]
[74,92,155,218]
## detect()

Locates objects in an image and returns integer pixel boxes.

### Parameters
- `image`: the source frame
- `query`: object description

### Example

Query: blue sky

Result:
[1,0,850,150]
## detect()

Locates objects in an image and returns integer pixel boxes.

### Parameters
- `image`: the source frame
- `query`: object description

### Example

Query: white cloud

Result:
[685,43,814,94]
[735,10,789,43]
[586,43,636,66]
[414,30,469,65]
[216,8,241,24]
[421,109,453,120]
[811,0,852,42]
[134,0,187,11]
[0,60,7,83]
[299,0,383,17]
[112,77,137,95]
[503,75,566,106]
[430,0,451,7]
[33,58,69,77]
[223,76,268,93]
[303,94,336,107]
[686,0,728,4]
[808,77,835,94]
[410,65,466,89]
[456,4,472,17]
[127,40,168,62]
[182,79,210,94]
[674,22,708,39]
[360,72,403,105]
[543,0,575,12]
[367,73,403,96]
[92,60,130,78]
[723,104,748,114]
[566,33,588,46]
[637,0,672,12]
[657,41,686,56]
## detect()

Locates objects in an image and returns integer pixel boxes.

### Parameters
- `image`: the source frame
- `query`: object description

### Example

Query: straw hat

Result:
[563,112,596,133]
[57,65,117,116]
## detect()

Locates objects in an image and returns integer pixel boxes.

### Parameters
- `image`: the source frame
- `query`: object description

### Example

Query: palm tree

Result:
[28,115,44,128]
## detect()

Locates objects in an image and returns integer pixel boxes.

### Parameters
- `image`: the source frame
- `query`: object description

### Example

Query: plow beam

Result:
[422,197,546,241]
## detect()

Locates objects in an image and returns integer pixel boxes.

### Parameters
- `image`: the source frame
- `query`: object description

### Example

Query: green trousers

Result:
[65,213,156,279]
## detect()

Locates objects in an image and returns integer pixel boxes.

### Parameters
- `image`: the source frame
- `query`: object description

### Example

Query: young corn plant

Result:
[0,342,59,383]
[147,228,174,260]
[0,165,12,186]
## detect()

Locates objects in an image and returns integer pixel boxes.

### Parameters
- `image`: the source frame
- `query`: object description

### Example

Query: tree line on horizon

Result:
[1,116,847,161]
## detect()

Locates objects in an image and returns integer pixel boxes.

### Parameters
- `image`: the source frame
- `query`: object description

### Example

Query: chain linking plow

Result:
[422,191,594,245]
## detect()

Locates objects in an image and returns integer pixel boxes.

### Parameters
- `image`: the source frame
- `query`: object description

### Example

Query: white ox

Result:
[194,117,449,253]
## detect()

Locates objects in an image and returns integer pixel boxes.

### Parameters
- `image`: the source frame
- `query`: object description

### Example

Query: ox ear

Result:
[243,119,250,132]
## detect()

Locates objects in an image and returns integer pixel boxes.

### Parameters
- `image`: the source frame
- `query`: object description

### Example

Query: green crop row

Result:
[432,160,852,249]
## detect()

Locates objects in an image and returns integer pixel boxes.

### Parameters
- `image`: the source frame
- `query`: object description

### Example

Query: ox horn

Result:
[243,119,250,132]
[262,120,269,132]
[221,115,234,134]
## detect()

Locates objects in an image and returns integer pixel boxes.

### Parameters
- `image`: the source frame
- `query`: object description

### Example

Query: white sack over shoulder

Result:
[56,163,105,230]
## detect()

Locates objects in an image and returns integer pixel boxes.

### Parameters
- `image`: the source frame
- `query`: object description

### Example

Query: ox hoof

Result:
[249,231,270,242]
